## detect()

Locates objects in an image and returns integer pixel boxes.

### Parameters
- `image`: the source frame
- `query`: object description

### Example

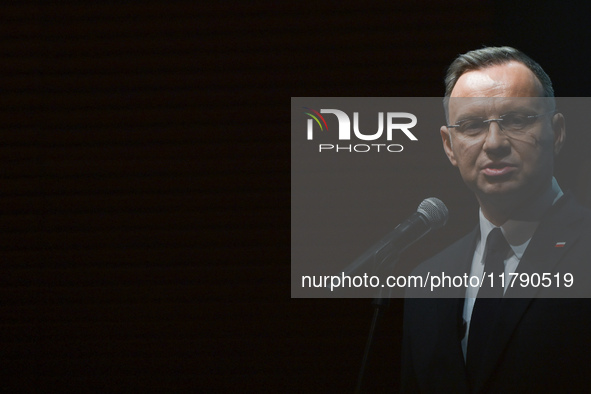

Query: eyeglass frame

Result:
[446,110,556,137]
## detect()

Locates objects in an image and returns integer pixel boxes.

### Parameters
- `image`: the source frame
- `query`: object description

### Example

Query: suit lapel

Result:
[507,193,583,298]
[470,194,584,393]
[416,227,478,392]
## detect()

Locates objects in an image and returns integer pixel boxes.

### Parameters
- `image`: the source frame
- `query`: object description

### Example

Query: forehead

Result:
[448,97,549,121]
[449,62,546,120]
[450,61,543,98]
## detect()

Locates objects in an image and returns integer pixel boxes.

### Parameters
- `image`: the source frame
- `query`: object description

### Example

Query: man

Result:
[401,47,591,393]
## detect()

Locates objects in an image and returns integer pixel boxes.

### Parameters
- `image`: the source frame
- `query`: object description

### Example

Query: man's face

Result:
[441,61,565,211]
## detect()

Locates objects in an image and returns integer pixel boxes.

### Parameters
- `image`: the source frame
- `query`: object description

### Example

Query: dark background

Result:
[2,1,591,392]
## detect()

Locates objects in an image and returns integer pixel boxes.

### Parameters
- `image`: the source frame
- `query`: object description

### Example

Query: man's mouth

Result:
[482,163,516,177]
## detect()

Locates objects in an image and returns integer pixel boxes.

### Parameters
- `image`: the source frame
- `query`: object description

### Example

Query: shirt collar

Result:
[478,177,563,259]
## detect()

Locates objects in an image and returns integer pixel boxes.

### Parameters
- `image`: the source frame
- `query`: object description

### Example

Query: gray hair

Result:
[443,46,555,117]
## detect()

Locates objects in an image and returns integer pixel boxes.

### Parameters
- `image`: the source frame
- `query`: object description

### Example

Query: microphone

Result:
[343,198,448,276]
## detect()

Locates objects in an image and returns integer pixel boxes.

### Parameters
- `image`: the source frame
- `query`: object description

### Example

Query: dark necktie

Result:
[466,228,510,380]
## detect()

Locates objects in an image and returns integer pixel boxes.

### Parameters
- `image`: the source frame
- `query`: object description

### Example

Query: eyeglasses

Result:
[447,110,554,138]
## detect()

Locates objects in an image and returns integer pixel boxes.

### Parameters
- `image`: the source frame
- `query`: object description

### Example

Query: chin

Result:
[476,181,523,199]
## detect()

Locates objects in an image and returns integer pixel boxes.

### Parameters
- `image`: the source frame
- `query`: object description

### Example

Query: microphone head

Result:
[417,197,448,230]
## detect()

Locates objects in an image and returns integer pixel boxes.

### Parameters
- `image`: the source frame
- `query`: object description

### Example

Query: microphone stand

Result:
[354,258,397,393]
[344,198,447,392]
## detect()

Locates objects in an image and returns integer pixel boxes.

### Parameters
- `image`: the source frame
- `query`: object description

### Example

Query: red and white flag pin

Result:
[555,242,566,248]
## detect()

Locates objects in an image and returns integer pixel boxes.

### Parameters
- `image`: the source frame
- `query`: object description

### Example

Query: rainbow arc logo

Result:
[303,107,329,133]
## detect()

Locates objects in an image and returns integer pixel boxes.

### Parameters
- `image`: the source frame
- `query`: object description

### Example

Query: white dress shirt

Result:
[461,177,563,359]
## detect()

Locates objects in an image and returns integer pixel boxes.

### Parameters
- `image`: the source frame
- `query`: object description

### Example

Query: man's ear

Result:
[551,112,566,155]
[441,126,458,166]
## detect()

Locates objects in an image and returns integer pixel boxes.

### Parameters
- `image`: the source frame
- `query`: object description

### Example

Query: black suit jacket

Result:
[401,193,591,393]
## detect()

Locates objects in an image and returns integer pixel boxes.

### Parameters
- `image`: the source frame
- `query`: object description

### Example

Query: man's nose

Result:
[482,121,510,154]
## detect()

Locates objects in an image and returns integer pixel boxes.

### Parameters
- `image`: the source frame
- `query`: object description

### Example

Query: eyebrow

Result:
[452,104,539,122]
